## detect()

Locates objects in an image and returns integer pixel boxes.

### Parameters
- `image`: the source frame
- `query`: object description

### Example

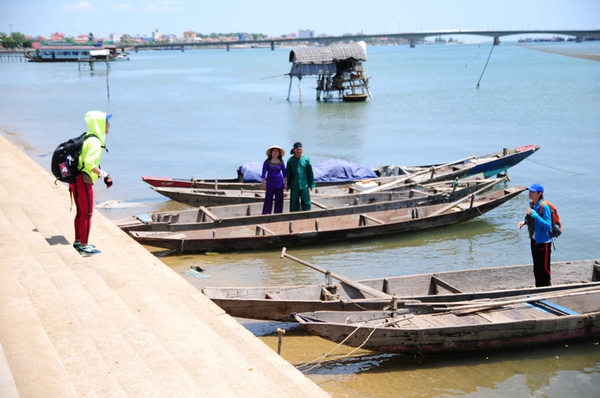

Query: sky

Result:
[1,0,599,39]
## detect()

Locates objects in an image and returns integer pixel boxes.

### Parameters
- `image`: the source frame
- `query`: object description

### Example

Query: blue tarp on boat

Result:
[238,159,377,183]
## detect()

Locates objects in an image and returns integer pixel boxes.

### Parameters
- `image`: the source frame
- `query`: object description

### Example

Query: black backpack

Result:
[51,133,95,183]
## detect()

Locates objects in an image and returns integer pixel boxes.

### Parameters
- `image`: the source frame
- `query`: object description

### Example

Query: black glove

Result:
[104,176,113,188]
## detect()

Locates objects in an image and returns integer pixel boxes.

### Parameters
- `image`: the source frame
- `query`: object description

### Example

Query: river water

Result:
[1,40,599,397]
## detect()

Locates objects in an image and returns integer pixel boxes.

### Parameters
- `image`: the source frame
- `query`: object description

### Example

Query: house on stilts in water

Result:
[287,41,372,103]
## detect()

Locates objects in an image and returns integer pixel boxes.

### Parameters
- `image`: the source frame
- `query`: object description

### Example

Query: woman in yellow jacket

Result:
[70,110,113,254]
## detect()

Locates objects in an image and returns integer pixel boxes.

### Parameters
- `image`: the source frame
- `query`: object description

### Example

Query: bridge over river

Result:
[130,29,600,52]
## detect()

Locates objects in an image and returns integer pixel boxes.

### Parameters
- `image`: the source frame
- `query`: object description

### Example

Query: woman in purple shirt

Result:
[261,145,288,214]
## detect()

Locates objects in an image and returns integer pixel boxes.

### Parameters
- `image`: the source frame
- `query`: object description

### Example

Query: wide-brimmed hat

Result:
[266,145,285,157]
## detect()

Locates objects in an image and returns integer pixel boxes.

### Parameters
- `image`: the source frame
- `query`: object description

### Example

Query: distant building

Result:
[238,33,255,41]
[184,31,196,39]
[152,29,161,41]
[110,33,121,43]
[51,32,65,41]
[73,34,89,44]
[298,29,314,39]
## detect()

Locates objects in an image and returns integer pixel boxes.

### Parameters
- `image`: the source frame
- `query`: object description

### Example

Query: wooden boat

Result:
[25,45,118,62]
[141,175,353,191]
[128,186,525,253]
[141,145,539,189]
[147,175,491,208]
[293,284,600,354]
[141,159,377,190]
[343,93,369,102]
[203,259,600,322]
[117,178,502,233]
[141,175,259,189]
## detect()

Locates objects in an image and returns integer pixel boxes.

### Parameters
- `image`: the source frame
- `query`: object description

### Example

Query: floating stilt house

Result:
[287,41,372,103]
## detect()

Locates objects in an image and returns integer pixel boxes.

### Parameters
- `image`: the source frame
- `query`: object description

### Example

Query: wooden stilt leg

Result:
[286,76,293,101]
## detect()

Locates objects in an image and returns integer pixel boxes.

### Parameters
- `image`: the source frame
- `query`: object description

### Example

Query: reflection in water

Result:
[257,328,600,398]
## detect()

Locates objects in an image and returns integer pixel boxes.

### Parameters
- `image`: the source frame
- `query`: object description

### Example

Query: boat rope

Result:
[444,45,492,81]
[475,42,495,89]
[298,317,402,373]
[525,158,585,175]
[297,324,365,372]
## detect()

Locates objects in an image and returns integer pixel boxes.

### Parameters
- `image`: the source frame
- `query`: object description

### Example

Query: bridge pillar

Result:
[493,36,501,45]
[271,41,275,51]
[181,46,185,52]
[575,36,583,43]
[135,47,138,53]
[409,39,416,48]
[226,43,230,51]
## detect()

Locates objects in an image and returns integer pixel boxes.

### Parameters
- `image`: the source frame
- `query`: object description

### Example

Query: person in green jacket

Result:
[286,142,315,212]
[69,110,113,254]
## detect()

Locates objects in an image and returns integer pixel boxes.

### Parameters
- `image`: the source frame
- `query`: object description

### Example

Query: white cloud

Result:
[107,1,183,12]
[147,1,183,12]
[64,2,94,11]
[110,4,135,11]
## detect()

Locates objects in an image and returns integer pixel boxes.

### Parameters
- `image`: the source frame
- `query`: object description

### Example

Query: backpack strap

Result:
[538,201,548,217]
[539,200,558,250]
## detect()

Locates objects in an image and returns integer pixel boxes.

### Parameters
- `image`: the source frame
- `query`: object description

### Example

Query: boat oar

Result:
[280,247,391,299]
[427,177,504,218]
[361,155,477,194]
[433,285,600,315]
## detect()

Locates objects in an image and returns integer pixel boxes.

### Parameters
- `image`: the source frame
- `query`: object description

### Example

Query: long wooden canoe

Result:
[148,171,498,207]
[141,145,539,189]
[128,186,525,253]
[294,284,600,354]
[202,259,600,322]
[147,171,481,207]
[140,175,354,191]
[117,178,502,232]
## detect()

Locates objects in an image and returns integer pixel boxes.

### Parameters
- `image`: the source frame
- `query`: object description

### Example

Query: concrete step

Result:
[1,148,207,396]
[92,219,326,397]
[0,341,19,398]
[0,134,330,397]
[0,219,79,397]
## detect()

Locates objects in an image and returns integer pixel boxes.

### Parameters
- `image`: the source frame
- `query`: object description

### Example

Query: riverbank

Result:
[515,43,600,61]
[0,133,329,397]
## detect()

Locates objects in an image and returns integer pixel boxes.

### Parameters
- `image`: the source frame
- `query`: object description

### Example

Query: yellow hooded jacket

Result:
[78,110,108,185]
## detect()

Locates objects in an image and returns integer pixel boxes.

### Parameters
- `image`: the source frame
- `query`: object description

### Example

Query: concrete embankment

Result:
[0,133,329,397]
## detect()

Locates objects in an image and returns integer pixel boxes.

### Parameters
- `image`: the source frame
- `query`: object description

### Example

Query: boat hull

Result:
[467,144,539,178]
[119,179,499,232]
[297,311,600,354]
[202,259,600,321]
[141,145,540,189]
[130,187,525,253]
[295,287,600,353]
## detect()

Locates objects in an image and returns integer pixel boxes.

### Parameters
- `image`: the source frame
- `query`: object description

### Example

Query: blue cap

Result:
[527,183,544,193]
[106,114,113,120]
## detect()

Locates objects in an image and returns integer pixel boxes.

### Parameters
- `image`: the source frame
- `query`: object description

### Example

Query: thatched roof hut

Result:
[286,41,371,102]
[288,41,367,77]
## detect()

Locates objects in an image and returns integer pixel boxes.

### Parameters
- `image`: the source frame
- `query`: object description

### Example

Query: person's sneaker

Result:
[74,242,95,250]
[76,244,101,254]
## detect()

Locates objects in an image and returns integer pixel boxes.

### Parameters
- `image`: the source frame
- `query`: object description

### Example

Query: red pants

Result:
[69,174,94,245]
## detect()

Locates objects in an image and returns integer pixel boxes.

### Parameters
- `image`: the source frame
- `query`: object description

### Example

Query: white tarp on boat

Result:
[89,49,110,56]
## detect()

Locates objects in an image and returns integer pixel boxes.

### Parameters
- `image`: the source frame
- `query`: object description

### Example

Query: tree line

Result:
[1,32,33,49]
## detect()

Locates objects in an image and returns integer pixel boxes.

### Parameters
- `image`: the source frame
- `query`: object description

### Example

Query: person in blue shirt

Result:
[518,183,553,286]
